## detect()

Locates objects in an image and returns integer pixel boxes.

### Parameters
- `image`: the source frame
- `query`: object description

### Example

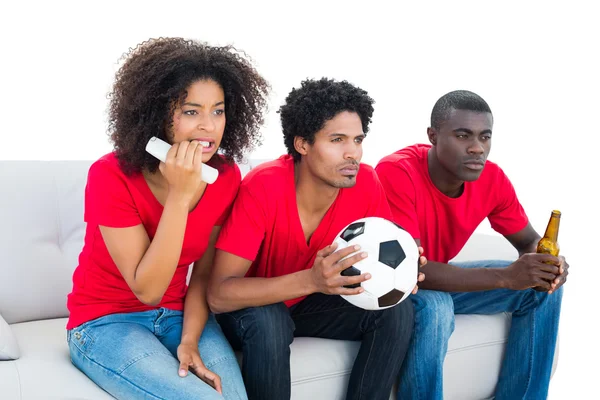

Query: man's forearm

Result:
[209,270,316,314]
[419,261,509,292]
[519,240,539,257]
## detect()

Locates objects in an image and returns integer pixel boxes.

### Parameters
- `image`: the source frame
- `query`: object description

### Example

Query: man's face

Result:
[429,108,493,182]
[300,111,365,188]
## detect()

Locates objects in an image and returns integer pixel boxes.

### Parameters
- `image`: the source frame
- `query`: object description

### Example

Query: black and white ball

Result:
[333,217,419,310]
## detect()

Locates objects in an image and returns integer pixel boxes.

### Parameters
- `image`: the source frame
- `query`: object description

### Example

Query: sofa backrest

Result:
[0,161,93,324]
[0,158,516,325]
[0,159,260,325]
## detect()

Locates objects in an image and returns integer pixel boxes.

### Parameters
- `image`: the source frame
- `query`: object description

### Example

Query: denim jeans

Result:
[216,292,415,400]
[397,260,563,400]
[67,308,247,400]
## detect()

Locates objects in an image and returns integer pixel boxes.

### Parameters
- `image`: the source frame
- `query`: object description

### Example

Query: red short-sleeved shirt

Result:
[215,155,393,307]
[66,152,240,329]
[375,144,528,264]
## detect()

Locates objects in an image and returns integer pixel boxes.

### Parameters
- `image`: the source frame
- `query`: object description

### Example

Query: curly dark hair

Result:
[108,37,270,175]
[278,78,375,162]
[431,90,492,129]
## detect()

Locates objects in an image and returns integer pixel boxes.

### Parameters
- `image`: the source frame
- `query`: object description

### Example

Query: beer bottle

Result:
[536,210,561,257]
[533,210,561,291]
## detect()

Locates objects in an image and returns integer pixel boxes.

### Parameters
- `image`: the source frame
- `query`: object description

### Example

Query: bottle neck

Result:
[543,211,561,241]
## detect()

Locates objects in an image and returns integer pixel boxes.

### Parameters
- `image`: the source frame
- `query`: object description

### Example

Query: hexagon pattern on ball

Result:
[333,217,418,310]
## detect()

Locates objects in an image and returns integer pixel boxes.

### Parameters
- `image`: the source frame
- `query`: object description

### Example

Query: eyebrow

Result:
[182,101,225,108]
[329,133,366,138]
[453,128,492,135]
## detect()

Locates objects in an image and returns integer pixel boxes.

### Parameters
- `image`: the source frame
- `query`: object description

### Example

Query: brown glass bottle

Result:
[536,210,561,257]
[533,210,561,291]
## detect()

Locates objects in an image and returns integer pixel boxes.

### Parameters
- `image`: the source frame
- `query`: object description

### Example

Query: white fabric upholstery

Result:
[0,314,20,360]
[1,314,517,400]
[0,160,557,400]
[2,319,111,399]
[0,161,89,325]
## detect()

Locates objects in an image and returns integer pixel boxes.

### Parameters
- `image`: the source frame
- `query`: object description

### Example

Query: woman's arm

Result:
[100,141,206,306]
[180,226,221,347]
[100,193,192,305]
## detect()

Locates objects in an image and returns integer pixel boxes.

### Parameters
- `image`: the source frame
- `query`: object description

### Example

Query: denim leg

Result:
[451,260,563,400]
[157,311,247,400]
[397,289,455,400]
[216,303,295,400]
[67,309,224,400]
[291,293,414,400]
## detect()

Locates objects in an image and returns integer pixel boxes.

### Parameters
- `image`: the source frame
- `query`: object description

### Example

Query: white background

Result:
[1,0,597,397]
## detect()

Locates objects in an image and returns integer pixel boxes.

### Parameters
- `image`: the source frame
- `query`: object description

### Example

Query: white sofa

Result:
[0,159,558,400]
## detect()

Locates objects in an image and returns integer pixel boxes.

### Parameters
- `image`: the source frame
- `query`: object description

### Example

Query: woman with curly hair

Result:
[66,37,269,399]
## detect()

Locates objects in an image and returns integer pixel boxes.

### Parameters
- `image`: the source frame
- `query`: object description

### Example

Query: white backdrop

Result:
[2,0,598,398]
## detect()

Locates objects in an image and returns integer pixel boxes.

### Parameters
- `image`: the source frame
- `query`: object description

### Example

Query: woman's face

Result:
[170,79,226,163]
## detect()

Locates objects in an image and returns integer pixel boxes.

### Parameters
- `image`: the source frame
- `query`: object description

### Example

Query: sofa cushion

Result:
[0,314,20,360]
[5,311,519,400]
[6,318,112,399]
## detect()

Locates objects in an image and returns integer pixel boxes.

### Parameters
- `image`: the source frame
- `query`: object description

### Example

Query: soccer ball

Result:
[333,217,419,310]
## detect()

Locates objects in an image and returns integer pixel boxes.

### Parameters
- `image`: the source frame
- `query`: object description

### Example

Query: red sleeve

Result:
[215,180,266,262]
[375,161,421,240]
[84,159,142,228]
[215,163,242,226]
[488,167,529,235]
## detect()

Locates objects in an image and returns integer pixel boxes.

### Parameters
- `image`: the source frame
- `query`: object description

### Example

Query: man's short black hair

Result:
[278,78,375,161]
[431,90,492,129]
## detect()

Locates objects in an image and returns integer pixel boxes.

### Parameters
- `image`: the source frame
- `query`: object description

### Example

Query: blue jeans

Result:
[216,292,414,400]
[67,308,247,400]
[398,260,563,400]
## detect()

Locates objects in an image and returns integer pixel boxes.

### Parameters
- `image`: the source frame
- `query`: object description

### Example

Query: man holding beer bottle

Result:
[375,90,568,400]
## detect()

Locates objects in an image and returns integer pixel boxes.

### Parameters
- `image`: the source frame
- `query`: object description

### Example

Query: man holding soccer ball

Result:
[208,78,425,400]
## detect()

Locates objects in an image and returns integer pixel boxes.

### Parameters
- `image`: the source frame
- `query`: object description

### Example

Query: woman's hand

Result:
[177,342,222,394]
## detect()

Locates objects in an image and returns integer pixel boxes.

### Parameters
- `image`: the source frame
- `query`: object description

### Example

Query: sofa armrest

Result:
[0,313,20,360]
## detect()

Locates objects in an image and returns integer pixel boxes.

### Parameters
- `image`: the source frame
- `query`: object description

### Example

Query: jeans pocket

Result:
[69,323,95,355]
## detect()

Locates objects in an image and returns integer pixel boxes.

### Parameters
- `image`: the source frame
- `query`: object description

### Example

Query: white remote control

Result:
[145,137,219,184]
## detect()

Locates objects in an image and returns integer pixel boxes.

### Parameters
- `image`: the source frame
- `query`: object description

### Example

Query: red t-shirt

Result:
[375,144,528,264]
[66,152,240,329]
[215,154,393,307]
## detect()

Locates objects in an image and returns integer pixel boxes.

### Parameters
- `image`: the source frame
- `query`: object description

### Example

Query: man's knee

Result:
[552,285,564,301]
[412,290,455,337]
[218,303,294,358]
[522,285,564,312]
[377,298,414,340]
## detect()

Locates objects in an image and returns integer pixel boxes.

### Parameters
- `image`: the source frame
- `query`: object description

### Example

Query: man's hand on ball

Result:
[412,246,427,294]
[310,242,370,295]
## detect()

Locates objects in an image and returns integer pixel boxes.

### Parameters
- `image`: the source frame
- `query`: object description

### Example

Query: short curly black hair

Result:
[278,78,375,162]
[431,90,492,129]
[108,37,270,175]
